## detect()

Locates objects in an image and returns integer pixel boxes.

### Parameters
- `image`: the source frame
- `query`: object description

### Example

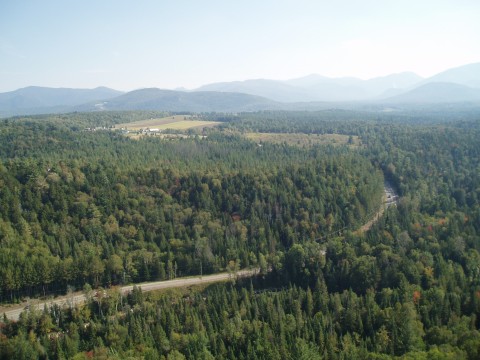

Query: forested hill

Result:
[0,87,123,117]
[1,110,480,359]
[0,88,281,117]
[76,88,281,112]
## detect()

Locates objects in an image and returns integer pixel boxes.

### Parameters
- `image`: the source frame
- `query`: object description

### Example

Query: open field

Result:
[244,132,361,147]
[150,120,221,130]
[115,115,221,131]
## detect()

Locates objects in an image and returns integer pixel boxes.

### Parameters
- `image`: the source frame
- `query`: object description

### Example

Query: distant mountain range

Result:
[0,62,479,117]
[0,86,123,117]
[196,63,480,103]
[197,72,424,102]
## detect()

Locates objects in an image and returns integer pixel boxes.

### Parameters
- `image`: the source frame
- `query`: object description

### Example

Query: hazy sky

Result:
[1,0,479,92]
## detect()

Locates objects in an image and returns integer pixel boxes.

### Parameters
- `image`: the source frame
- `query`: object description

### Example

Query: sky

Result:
[1,0,479,92]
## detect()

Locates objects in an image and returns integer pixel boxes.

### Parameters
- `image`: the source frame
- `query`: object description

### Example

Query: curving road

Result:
[1,269,256,322]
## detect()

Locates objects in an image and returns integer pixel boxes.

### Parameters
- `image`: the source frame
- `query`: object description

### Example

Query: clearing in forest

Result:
[245,132,361,147]
[115,115,221,131]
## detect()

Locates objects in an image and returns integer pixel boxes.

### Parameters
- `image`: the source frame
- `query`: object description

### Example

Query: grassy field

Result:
[245,132,361,148]
[115,115,221,131]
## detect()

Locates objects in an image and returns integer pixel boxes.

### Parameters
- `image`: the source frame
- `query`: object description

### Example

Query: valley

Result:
[0,109,479,359]
[2,2,479,358]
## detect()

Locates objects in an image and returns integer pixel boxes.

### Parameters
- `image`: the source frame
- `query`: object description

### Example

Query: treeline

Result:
[217,107,480,133]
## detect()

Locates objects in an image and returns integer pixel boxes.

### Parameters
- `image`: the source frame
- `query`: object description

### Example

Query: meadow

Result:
[115,114,221,131]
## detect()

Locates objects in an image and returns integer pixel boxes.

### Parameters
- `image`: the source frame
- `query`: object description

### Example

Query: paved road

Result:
[1,269,256,322]
[384,181,399,207]
[357,181,399,233]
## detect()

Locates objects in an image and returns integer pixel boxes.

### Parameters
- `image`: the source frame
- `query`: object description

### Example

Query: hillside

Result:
[384,82,480,103]
[0,86,123,117]
[197,72,423,102]
[421,62,480,88]
[379,62,480,102]
[77,88,280,112]
[197,79,316,102]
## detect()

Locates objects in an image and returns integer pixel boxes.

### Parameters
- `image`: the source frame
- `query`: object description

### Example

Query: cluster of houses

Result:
[117,127,207,140]
[119,127,161,135]
[141,128,160,134]
[84,126,111,132]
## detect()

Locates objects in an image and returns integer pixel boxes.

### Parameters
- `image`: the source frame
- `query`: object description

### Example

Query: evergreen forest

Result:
[1,108,480,359]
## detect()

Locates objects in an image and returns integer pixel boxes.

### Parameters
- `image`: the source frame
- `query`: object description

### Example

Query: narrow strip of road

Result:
[358,180,399,233]
[2,269,256,322]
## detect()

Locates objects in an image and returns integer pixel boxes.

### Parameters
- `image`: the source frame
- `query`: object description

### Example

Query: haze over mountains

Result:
[1,62,479,117]
[197,72,424,102]
[77,88,279,113]
[0,86,123,117]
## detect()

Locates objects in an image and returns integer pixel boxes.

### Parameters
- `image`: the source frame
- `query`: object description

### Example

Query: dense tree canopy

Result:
[1,109,480,359]
[0,113,383,301]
